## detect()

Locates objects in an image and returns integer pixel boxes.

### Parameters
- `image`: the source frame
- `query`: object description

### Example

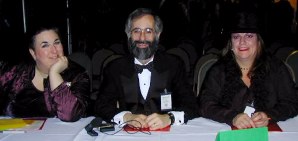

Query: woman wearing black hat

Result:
[197,12,298,129]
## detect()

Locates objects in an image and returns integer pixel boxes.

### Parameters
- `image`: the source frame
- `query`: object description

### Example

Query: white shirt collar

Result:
[134,56,154,65]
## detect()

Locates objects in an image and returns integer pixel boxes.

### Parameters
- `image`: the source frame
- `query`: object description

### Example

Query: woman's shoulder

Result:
[259,55,291,77]
[1,62,32,73]
[158,50,185,67]
[0,62,34,83]
[210,57,229,71]
[267,55,287,69]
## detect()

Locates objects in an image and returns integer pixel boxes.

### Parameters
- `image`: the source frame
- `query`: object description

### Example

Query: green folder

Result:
[216,127,268,141]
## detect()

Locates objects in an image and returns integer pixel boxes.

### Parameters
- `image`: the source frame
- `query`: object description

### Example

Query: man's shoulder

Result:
[108,55,131,66]
[267,55,289,72]
[153,51,185,73]
[156,51,183,65]
[105,55,134,73]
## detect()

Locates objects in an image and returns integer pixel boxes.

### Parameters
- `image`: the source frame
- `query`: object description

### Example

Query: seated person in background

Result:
[198,11,298,129]
[94,8,199,130]
[0,24,90,122]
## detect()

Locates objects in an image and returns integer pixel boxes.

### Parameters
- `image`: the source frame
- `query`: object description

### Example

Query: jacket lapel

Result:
[146,52,169,101]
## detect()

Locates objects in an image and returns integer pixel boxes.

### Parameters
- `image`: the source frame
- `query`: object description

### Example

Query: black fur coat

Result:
[198,54,298,125]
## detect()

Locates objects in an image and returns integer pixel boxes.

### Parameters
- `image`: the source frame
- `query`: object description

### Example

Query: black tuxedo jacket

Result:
[94,51,199,121]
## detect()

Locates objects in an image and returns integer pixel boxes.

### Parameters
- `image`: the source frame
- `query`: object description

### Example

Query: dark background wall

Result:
[0,0,297,64]
[0,0,67,64]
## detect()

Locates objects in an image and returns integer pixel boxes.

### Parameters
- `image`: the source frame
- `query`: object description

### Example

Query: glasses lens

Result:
[131,28,154,38]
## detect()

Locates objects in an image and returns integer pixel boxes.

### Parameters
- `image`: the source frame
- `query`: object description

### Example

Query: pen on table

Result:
[0,130,26,134]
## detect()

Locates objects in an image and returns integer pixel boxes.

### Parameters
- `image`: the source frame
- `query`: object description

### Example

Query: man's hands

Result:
[232,112,270,129]
[146,113,171,130]
[124,113,148,128]
[124,113,171,130]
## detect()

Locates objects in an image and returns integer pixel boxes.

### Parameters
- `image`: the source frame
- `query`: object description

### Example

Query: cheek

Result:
[231,42,238,49]
[56,46,64,53]
[231,40,238,46]
[251,46,258,54]
[35,49,47,57]
[249,40,258,50]
[132,37,141,42]
[146,36,155,41]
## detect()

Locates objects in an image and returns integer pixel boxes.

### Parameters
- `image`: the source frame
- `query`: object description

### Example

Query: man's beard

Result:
[128,38,159,60]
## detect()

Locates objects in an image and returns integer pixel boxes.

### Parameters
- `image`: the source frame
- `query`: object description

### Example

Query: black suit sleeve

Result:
[94,62,122,121]
[170,56,200,121]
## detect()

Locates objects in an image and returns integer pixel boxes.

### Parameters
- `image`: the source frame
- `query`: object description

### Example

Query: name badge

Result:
[244,106,255,117]
[161,89,172,111]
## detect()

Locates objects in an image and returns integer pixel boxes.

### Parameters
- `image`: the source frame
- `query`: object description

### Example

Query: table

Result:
[1,116,298,141]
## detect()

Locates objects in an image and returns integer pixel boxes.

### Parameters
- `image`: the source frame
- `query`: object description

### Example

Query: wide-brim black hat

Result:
[228,11,260,33]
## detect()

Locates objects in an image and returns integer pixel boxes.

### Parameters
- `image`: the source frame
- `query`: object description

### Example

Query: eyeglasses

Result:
[131,28,155,38]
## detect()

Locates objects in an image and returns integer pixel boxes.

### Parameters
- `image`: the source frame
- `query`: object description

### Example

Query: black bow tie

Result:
[135,62,154,73]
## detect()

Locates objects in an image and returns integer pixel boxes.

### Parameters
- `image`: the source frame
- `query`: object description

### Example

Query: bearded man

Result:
[94,8,199,130]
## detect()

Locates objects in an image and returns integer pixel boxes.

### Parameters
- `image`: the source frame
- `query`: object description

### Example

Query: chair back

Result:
[68,52,92,91]
[166,47,193,85]
[108,43,126,55]
[177,42,198,70]
[286,50,298,87]
[102,54,123,69]
[193,53,218,96]
[91,54,123,100]
[92,49,114,76]
[283,61,296,83]
[269,41,296,61]
[166,47,190,74]
[91,49,114,94]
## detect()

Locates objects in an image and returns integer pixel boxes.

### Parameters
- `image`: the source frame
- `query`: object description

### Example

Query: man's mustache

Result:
[133,40,151,45]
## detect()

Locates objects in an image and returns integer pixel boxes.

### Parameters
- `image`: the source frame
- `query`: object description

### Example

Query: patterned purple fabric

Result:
[0,61,90,122]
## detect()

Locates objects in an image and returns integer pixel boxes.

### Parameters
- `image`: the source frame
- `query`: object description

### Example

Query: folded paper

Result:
[0,118,46,131]
[0,119,27,130]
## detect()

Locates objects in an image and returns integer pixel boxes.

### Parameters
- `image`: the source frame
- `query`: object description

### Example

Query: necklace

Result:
[240,67,249,71]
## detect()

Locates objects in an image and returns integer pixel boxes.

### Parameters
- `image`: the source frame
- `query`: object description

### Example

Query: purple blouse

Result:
[0,61,90,122]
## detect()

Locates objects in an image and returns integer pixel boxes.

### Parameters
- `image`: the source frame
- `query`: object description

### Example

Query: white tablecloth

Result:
[1,116,298,141]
